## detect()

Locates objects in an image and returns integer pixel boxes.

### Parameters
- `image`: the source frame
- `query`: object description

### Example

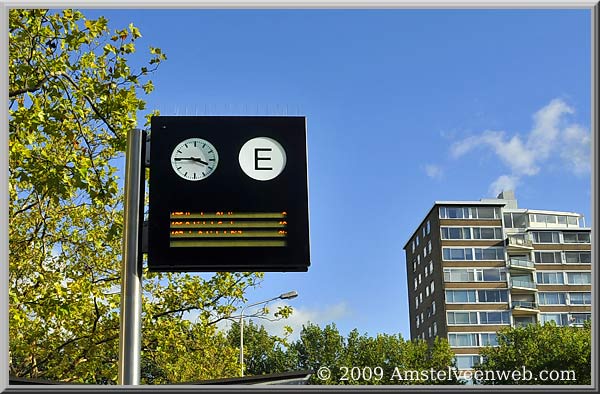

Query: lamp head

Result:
[279,290,298,300]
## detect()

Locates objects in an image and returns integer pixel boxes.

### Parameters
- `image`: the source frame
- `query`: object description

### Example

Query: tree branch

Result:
[59,72,118,138]
[9,74,51,97]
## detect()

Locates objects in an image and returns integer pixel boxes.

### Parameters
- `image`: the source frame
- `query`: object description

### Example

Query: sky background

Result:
[81,8,592,340]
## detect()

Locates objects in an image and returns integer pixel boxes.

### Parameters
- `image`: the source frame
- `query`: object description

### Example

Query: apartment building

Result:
[403,191,592,370]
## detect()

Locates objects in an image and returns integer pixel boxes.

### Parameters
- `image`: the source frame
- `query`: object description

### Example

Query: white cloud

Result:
[560,124,591,175]
[451,131,538,176]
[489,175,519,197]
[259,301,350,341]
[424,164,443,179]
[528,98,573,158]
[449,98,590,194]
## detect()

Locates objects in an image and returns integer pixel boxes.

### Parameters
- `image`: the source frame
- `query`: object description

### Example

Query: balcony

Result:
[510,279,537,293]
[511,301,539,315]
[507,258,535,271]
[506,234,533,251]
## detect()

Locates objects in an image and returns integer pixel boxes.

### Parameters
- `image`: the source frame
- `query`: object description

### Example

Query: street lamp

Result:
[239,290,298,377]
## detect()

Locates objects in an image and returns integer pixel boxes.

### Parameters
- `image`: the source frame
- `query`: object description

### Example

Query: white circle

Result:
[238,137,287,181]
[170,137,219,181]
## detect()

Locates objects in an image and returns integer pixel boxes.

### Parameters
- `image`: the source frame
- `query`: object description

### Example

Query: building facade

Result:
[403,191,591,370]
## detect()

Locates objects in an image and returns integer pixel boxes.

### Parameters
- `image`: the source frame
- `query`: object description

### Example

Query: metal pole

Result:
[239,310,244,377]
[118,129,145,385]
[239,296,282,377]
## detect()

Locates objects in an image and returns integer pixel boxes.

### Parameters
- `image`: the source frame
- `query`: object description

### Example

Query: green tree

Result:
[226,320,294,377]
[476,322,591,385]
[290,323,347,384]
[288,323,458,385]
[8,9,266,384]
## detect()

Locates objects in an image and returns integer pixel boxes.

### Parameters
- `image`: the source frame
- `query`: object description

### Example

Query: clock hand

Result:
[174,157,209,165]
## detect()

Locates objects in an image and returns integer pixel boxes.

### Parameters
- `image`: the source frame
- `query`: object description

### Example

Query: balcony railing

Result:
[507,234,533,248]
[508,258,535,269]
[511,300,538,309]
[510,279,536,289]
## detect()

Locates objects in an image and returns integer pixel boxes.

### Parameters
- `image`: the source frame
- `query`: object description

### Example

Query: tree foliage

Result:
[476,322,591,385]
[229,322,459,385]
[8,9,266,384]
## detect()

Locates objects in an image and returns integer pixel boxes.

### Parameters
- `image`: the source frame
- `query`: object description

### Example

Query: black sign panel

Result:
[147,116,310,272]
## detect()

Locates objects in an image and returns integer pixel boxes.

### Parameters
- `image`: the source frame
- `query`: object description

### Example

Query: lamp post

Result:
[239,290,298,377]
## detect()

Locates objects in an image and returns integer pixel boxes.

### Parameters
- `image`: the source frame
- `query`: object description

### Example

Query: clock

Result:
[170,137,219,181]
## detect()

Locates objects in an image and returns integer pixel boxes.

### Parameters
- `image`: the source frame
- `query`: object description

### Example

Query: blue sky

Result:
[81,8,592,339]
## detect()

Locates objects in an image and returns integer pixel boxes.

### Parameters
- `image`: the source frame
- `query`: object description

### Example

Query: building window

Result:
[414,278,417,290]
[503,213,512,228]
[417,254,421,265]
[418,273,422,284]
[567,272,592,285]
[455,355,481,370]
[563,232,590,244]
[415,296,419,309]
[441,227,471,240]
[428,326,432,338]
[426,220,431,235]
[564,251,591,264]
[426,285,430,297]
[441,227,504,240]
[427,240,432,254]
[442,247,473,261]
[534,251,562,264]
[540,313,568,326]
[570,313,591,326]
[472,227,504,240]
[504,212,528,228]
[531,214,559,225]
[419,293,423,303]
[416,236,420,247]
[444,269,473,282]
[423,226,426,238]
[443,268,506,282]
[429,261,434,275]
[477,290,508,303]
[569,292,592,305]
[446,290,477,303]
[531,231,560,244]
[440,206,470,219]
[416,316,420,329]
[474,247,505,260]
[538,292,567,305]
[431,301,436,315]
[482,268,506,281]
[473,207,500,219]
[536,272,564,284]
[449,333,478,347]
[480,333,498,346]
[433,321,437,335]
[447,311,478,325]
[430,281,435,295]
[479,311,510,324]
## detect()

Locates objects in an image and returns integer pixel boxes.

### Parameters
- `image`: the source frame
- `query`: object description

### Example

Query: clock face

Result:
[170,138,219,181]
